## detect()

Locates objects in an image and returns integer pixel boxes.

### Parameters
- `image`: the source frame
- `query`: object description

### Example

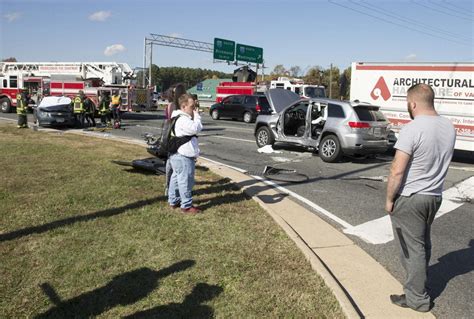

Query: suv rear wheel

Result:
[319,135,343,163]
[211,109,220,120]
[256,126,275,148]
[243,111,253,123]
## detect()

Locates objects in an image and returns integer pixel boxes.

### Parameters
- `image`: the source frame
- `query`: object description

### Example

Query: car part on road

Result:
[319,135,343,163]
[262,165,309,183]
[111,158,166,174]
[256,126,275,148]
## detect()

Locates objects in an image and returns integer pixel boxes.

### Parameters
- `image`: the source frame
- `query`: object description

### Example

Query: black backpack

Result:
[156,115,196,159]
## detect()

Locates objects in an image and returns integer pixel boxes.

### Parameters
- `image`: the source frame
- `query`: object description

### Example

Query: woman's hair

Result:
[173,83,187,107]
[178,93,194,107]
[164,87,174,102]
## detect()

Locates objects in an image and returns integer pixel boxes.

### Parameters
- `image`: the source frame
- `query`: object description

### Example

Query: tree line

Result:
[136,65,233,92]
[268,64,352,99]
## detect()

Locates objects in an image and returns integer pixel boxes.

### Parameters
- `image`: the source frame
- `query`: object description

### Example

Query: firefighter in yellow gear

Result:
[16,91,29,128]
[73,90,86,128]
[110,91,122,128]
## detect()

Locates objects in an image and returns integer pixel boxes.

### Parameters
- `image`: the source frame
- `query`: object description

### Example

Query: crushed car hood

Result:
[264,89,301,114]
[38,96,72,112]
[38,96,71,109]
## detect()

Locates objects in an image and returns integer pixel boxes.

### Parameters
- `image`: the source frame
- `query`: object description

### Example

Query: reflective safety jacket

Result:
[16,93,27,114]
[111,95,121,106]
[73,96,85,113]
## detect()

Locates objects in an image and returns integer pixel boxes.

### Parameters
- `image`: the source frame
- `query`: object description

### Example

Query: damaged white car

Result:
[254,89,391,162]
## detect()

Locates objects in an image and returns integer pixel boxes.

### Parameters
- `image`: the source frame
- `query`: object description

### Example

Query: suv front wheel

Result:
[319,135,343,163]
[211,109,220,120]
[256,126,275,148]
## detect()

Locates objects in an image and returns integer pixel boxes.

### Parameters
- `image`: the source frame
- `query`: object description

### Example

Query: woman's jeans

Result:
[168,153,195,209]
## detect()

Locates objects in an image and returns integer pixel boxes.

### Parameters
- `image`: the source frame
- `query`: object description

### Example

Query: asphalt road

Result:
[2,111,473,318]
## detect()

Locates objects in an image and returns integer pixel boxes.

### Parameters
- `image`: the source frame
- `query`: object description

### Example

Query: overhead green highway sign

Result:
[213,38,235,61]
[236,44,263,64]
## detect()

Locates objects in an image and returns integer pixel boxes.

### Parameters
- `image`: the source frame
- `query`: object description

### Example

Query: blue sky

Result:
[1,0,473,74]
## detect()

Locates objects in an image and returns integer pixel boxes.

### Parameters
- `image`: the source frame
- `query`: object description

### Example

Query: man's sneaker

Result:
[181,206,201,214]
[169,203,180,209]
[390,294,409,309]
[390,294,431,312]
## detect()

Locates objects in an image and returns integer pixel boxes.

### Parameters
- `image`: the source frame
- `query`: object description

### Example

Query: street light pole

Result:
[143,38,146,87]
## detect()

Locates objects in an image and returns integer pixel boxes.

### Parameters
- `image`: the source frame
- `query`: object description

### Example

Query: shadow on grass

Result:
[194,192,251,211]
[0,196,167,243]
[35,260,196,318]
[124,283,223,319]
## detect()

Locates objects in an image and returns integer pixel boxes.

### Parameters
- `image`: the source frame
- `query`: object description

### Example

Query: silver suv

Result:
[254,89,390,162]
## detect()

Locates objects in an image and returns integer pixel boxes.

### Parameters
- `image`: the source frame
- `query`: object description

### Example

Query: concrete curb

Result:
[3,119,435,318]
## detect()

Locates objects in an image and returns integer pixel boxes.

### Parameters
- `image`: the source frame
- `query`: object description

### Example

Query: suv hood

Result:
[264,89,300,114]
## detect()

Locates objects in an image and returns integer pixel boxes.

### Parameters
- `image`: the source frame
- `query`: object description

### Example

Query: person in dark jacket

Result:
[16,89,29,128]
[84,97,96,127]
[99,91,112,126]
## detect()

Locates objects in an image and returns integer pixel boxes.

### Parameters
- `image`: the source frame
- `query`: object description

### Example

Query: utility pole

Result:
[329,63,333,99]
[149,44,153,88]
[142,38,146,87]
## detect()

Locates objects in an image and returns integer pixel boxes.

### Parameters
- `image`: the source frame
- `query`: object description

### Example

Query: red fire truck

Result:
[0,62,152,113]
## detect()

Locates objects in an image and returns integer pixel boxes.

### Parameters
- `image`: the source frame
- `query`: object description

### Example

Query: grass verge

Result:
[0,123,344,318]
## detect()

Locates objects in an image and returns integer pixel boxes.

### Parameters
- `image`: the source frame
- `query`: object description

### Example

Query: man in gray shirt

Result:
[385,83,456,312]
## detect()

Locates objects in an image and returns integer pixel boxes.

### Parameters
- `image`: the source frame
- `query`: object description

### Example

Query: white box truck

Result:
[350,62,474,152]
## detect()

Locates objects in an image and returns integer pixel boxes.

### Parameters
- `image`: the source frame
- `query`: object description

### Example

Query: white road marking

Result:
[271,157,295,163]
[200,156,248,173]
[450,166,474,172]
[251,175,354,229]
[213,126,254,132]
[206,135,254,143]
[136,125,161,130]
[343,176,474,244]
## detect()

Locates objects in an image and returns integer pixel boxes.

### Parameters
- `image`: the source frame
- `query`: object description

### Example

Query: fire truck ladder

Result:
[0,62,133,82]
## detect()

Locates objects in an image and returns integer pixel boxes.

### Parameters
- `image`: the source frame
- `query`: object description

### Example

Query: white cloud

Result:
[404,53,417,61]
[104,44,126,56]
[168,33,183,38]
[89,11,111,22]
[4,12,21,22]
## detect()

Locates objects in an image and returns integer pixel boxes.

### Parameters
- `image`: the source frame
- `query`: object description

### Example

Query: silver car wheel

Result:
[258,130,268,145]
[322,139,336,157]
[211,109,219,120]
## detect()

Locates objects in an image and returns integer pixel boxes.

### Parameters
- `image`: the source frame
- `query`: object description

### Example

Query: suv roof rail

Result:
[350,100,373,107]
